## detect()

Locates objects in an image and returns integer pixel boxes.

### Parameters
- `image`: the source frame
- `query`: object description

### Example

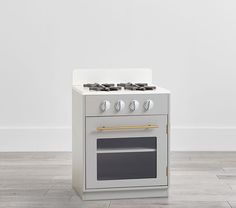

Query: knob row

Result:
[100,100,154,112]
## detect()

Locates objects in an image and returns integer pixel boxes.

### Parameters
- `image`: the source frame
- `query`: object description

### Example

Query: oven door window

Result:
[97,137,157,181]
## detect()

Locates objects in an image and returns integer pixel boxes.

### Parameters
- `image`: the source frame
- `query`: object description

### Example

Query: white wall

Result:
[0,0,236,151]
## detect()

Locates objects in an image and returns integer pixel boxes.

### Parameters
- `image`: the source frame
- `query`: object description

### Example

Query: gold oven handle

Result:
[96,124,159,131]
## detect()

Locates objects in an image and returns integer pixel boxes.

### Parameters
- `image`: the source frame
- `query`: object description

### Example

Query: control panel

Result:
[86,94,169,116]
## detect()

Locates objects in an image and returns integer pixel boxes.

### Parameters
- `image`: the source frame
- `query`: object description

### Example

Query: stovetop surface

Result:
[83,83,157,92]
[73,83,170,95]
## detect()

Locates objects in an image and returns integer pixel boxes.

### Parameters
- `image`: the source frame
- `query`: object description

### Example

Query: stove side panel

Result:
[72,90,86,196]
[167,93,170,187]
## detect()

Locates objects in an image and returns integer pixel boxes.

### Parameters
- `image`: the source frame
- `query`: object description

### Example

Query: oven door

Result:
[85,115,167,189]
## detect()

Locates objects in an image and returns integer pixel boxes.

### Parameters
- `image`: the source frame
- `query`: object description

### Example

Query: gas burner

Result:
[124,86,156,91]
[118,83,156,91]
[144,86,156,90]
[109,86,122,91]
[83,83,100,88]
[135,83,148,87]
[117,82,133,87]
[101,83,115,87]
[83,83,121,91]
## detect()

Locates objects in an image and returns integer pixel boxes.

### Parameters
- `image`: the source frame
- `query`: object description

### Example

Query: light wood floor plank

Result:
[0,152,236,207]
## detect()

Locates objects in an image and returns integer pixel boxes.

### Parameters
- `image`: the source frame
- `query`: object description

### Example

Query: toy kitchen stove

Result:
[72,69,170,200]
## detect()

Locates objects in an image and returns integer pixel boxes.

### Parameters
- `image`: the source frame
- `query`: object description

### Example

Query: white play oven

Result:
[72,69,170,200]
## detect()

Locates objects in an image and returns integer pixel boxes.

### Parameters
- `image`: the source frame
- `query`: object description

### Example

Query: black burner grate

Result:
[118,83,156,91]
[83,83,121,91]
[83,83,156,91]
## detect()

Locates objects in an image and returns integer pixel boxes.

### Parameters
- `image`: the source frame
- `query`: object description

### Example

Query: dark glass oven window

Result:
[97,152,157,180]
[97,137,157,181]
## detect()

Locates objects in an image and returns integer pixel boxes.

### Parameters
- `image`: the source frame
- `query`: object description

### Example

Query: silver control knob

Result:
[129,100,139,112]
[114,100,125,112]
[143,100,154,111]
[100,100,111,112]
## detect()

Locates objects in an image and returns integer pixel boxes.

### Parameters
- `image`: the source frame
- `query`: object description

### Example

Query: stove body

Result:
[72,69,170,200]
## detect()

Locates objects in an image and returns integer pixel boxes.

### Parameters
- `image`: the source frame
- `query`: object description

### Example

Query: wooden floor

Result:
[0,152,236,208]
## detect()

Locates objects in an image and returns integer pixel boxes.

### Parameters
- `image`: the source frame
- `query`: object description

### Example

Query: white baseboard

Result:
[0,127,72,152]
[0,126,236,152]
[171,127,236,151]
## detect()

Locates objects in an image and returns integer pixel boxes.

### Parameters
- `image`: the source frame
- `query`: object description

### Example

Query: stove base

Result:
[74,186,168,201]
